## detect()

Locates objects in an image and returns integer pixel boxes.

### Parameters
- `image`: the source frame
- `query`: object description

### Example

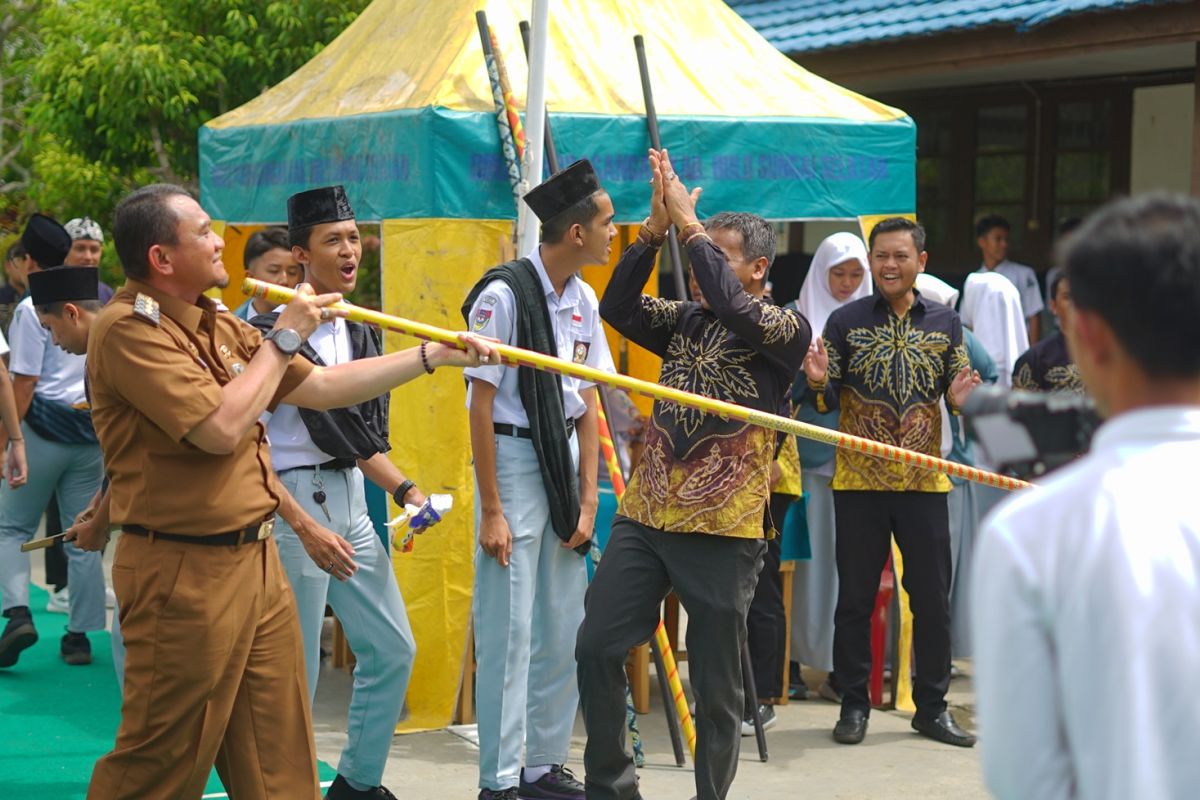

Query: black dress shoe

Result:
[832,709,868,744]
[912,711,977,747]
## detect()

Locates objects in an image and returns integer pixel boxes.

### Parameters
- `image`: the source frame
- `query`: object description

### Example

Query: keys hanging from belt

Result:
[311,469,332,523]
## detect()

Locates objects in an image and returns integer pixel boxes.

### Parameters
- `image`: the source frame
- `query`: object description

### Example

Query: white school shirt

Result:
[972,406,1200,800]
[464,246,614,426]
[8,296,87,404]
[266,315,352,471]
[978,259,1044,321]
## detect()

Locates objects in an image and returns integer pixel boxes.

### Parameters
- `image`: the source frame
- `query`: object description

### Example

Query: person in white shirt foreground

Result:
[972,192,1200,800]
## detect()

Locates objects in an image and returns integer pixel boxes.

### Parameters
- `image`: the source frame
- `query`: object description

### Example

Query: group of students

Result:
[0,145,1085,800]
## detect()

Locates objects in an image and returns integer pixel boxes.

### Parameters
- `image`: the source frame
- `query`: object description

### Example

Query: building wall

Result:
[1130,82,1195,195]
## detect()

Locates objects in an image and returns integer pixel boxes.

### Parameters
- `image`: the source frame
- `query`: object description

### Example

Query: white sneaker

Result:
[105,586,117,609]
[46,586,70,614]
[741,704,777,736]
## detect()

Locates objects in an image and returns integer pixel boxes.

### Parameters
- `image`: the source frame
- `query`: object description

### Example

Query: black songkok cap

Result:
[287,185,355,232]
[20,213,72,269]
[523,159,601,223]
[29,266,100,306]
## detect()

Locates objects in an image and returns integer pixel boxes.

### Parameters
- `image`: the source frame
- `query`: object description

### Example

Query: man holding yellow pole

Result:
[84,183,497,800]
[577,149,809,800]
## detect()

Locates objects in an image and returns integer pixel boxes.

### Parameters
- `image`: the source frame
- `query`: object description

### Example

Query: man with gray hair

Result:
[579,149,809,800]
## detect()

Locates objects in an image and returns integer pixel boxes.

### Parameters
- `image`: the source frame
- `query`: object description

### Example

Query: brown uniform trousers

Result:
[87,533,319,799]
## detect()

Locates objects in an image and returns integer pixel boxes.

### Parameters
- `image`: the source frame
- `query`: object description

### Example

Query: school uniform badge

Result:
[573,340,590,364]
[473,294,497,332]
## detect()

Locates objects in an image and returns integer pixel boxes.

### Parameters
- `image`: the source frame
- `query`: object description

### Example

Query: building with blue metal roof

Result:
[726,0,1198,281]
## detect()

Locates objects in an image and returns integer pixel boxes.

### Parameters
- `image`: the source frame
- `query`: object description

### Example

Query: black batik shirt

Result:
[599,234,809,538]
[812,290,969,493]
[1012,331,1084,393]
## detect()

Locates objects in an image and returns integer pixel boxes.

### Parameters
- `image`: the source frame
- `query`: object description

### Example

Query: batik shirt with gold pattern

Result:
[812,291,969,493]
[599,236,809,538]
[1012,331,1084,394]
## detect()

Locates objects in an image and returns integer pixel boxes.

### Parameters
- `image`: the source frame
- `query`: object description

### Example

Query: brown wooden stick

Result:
[20,532,69,552]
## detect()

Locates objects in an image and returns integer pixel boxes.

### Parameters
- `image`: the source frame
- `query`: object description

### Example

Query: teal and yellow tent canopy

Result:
[198,0,915,733]
[199,0,914,224]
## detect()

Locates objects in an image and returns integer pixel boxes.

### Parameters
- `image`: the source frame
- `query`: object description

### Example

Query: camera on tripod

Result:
[961,386,1101,480]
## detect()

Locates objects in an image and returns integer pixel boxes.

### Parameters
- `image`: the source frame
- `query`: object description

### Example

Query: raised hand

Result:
[646,150,670,234]
[803,338,829,384]
[949,365,983,408]
[656,148,703,228]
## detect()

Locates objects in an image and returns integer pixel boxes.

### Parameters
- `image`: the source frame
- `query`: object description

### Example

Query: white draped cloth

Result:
[794,232,872,344]
[960,271,1028,386]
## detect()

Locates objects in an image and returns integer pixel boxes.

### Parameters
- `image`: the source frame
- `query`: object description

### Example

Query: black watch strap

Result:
[393,479,417,506]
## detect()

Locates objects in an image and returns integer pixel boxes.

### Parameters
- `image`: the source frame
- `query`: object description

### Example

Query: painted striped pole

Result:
[243,278,1032,493]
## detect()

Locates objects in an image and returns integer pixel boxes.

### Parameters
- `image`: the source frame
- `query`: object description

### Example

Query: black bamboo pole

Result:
[634,34,689,302]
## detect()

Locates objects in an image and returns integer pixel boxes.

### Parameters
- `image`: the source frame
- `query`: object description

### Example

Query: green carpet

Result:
[0,584,335,798]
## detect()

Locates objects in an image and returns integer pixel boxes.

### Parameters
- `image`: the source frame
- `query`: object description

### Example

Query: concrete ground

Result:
[312,618,989,800]
[74,543,987,799]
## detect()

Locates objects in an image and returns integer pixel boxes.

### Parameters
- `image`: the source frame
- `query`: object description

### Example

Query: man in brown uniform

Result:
[85,183,497,800]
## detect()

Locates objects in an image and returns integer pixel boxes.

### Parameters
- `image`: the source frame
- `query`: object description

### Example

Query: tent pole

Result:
[517,0,550,256]
[519,19,560,174]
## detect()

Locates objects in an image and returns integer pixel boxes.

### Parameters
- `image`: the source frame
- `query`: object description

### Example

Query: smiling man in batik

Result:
[577,149,808,800]
[803,217,981,749]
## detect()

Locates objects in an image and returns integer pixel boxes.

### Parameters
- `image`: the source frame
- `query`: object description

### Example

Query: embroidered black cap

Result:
[523,159,602,223]
[20,213,72,269]
[28,266,100,305]
[287,185,355,232]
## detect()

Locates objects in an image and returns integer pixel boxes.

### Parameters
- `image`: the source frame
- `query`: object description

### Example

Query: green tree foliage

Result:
[0,0,48,223]
[31,0,368,190]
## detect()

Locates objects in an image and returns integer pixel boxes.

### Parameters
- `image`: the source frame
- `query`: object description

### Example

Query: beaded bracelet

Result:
[419,341,435,374]
[677,221,706,246]
[637,219,667,248]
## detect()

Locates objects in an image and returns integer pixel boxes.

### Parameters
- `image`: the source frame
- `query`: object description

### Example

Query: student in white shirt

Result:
[973,192,1200,800]
[975,215,1043,343]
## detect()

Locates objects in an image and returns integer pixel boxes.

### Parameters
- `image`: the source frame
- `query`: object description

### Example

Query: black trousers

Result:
[746,494,791,704]
[832,490,951,719]
[577,516,765,800]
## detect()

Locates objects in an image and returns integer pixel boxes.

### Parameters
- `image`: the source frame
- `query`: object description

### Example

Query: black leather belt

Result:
[122,518,274,547]
[494,418,575,439]
[282,457,357,472]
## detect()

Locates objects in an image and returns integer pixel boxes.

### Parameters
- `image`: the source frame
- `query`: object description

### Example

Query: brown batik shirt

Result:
[599,232,809,538]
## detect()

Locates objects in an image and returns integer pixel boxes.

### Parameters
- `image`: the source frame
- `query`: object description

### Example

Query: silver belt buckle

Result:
[256,519,274,541]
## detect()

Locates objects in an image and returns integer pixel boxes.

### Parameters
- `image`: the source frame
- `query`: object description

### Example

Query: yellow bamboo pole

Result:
[243,278,1031,492]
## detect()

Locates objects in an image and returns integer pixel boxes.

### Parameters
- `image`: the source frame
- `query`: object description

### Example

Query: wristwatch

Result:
[264,327,303,356]
[393,479,417,507]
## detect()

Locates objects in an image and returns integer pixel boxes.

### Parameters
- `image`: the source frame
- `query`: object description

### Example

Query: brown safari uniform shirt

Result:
[88,279,312,533]
[85,279,321,800]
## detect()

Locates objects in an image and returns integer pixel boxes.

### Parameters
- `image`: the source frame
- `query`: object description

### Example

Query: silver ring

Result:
[320,309,331,321]
[325,562,334,572]
[666,171,677,181]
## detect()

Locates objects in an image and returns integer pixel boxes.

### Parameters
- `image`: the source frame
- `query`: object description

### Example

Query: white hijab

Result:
[914,273,960,308]
[917,273,963,458]
[794,232,873,344]
[960,271,1028,387]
